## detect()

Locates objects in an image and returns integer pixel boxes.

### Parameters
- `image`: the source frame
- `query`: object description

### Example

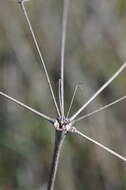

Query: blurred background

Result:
[0,0,126,189]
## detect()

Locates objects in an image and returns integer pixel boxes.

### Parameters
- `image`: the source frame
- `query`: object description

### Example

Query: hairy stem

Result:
[47,130,66,190]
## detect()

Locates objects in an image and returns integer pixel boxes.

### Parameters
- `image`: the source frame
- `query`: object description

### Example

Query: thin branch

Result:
[58,79,62,114]
[73,95,126,124]
[19,1,60,117]
[60,0,69,117]
[47,130,66,190]
[0,91,55,124]
[67,85,79,118]
[70,62,126,121]
[74,128,126,162]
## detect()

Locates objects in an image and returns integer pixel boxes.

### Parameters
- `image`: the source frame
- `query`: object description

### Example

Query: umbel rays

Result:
[0,0,126,189]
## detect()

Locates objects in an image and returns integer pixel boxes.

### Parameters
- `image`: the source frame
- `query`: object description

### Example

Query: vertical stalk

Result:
[47,130,67,190]
[60,0,69,117]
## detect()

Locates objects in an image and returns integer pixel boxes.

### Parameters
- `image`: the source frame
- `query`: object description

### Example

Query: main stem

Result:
[47,130,66,190]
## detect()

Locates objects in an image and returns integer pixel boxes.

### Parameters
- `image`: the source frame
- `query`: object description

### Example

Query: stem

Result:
[47,130,67,190]
[19,1,60,117]
[74,128,126,162]
[60,0,69,117]
[70,62,126,121]
[67,85,79,118]
[73,95,126,124]
[0,91,55,124]
[58,79,62,114]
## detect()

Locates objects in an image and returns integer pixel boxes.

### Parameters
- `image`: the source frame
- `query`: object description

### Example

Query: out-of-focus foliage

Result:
[0,0,126,189]
[116,0,126,16]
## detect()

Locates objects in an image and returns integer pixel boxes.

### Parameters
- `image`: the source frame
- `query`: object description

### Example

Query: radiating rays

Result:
[72,95,126,124]
[0,1,126,190]
[20,0,60,116]
[70,62,126,121]
[73,128,126,162]
[0,91,55,123]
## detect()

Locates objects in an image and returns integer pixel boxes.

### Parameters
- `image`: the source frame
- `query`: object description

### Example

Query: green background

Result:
[0,0,126,189]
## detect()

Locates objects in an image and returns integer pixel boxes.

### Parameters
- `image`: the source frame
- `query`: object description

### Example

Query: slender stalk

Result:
[70,62,126,121]
[47,130,66,190]
[67,85,79,118]
[0,91,55,124]
[60,0,69,117]
[73,95,126,124]
[74,128,126,162]
[19,1,60,117]
[58,79,62,114]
